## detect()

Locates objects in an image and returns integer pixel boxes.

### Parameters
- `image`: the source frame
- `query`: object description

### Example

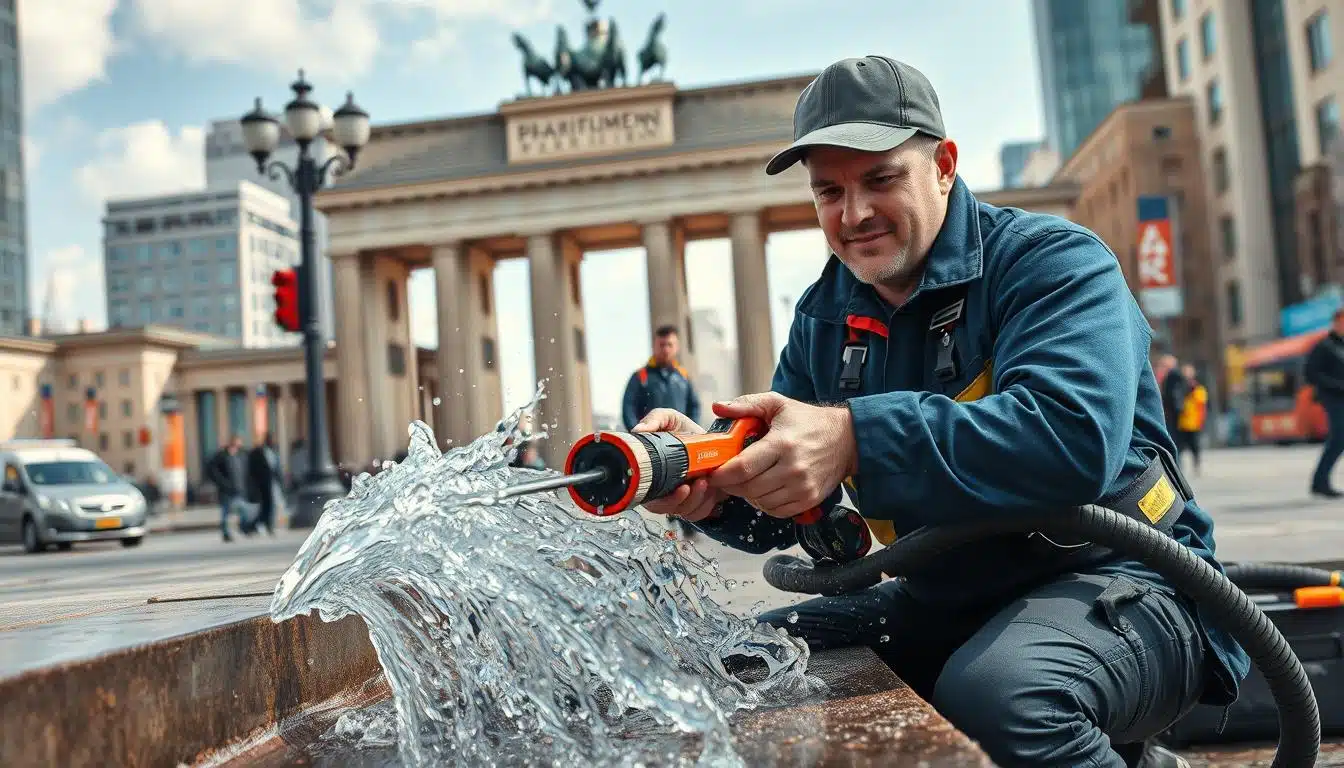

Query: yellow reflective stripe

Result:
[955,360,994,403]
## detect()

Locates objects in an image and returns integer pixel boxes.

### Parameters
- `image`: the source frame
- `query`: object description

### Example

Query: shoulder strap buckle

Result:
[839,343,867,393]
[929,297,966,383]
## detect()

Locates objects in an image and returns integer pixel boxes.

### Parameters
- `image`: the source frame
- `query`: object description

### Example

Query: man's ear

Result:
[935,139,958,193]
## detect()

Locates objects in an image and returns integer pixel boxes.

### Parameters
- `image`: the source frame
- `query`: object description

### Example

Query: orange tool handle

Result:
[679,416,823,524]
[1295,585,1344,609]
[678,417,766,476]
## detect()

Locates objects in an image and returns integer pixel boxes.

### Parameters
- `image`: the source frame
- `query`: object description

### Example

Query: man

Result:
[636,57,1246,768]
[1174,363,1208,475]
[246,432,283,535]
[1158,353,1189,450]
[621,325,702,431]
[205,434,253,542]
[1304,308,1344,497]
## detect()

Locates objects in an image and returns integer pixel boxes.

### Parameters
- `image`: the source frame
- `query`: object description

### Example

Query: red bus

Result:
[1243,328,1330,444]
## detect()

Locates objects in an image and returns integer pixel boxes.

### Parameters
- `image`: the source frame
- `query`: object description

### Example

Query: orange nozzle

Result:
[1294,585,1344,609]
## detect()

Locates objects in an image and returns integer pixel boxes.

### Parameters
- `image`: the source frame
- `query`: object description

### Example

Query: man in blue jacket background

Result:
[634,57,1247,768]
[621,324,702,430]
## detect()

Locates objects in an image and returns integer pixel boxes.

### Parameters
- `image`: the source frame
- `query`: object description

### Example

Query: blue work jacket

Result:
[694,176,1247,706]
[622,359,702,430]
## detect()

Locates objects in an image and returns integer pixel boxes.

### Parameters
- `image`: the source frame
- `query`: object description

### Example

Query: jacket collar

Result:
[798,175,985,324]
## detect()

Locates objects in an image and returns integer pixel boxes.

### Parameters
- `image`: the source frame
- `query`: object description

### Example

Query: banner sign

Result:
[83,387,98,434]
[39,383,53,438]
[1136,195,1183,318]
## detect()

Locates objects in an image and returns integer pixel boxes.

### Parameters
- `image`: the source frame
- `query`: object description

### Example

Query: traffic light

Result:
[272,268,300,332]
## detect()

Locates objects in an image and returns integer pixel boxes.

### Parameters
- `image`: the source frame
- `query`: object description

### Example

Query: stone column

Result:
[529,232,589,468]
[331,253,371,467]
[273,384,290,476]
[214,387,230,446]
[729,211,776,394]
[358,257,388,463]
[642,219,695,375]
[182,388,201,489]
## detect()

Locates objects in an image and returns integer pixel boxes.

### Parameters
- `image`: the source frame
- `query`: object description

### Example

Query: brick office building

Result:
[1055,97,1225,398]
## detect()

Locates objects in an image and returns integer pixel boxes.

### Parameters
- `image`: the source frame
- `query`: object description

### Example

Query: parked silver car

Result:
[0,439,149,553]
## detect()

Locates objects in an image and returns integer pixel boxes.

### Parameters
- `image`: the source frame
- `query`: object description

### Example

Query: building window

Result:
[1318,96,1340,156]
[188,238,209,256]
[66,403,77,422]
[1206,78,1223,125]
[68,373,77,389]
[1171,0,1184,21]
[215,236,234,253]
[138,299,153,323]
[123,431,133,449]
[158,241,180,260]
[1226,281,1243,326]
[1199,11,1216,60]
[218,264,235,284]
[1307,11,1333,73]
[386,280,399,322]
[135,244,152,263]
[1219,216,1236,261]
[98,433,109,452]
[95,371,104,387]
[1211,147,1230,193]
[98,401,107,420]
[119,369,129,386]
[1176,38,1190,82]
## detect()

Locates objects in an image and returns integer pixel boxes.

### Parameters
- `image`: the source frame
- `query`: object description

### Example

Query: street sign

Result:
[1136,195,1183,318]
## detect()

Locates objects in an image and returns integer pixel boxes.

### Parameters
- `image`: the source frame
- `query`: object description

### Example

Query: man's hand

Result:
[706,393,858,519]
[631,408,726,522]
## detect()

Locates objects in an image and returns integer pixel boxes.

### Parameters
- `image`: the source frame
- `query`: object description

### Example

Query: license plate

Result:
[95,517,122,530]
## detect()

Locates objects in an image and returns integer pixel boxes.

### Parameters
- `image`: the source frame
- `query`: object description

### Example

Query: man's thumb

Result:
[711,392,782,420]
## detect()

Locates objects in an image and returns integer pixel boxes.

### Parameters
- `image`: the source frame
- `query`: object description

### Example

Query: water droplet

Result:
[458,368,464,374]
[786,611,798,624]
[879,616,887,624]
[879,634,890,643]
[432,396,442,406]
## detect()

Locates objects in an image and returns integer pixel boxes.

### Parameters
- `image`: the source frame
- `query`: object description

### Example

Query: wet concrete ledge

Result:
[0,602,995,768]
[0,609,383,768]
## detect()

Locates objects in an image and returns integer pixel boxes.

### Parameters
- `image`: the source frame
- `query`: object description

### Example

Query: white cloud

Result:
[35,245,106,334]
[380,0,558,28]
[74,121,206,206]
[129,0,382,82]
[18,0,118,112]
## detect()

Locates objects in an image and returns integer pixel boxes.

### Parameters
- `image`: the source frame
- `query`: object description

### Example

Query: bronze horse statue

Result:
[512,32,556,96]
[513,11,662,94]
[637,13,667,83]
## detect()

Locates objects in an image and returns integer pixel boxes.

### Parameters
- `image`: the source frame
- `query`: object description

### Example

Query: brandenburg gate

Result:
[315,8,1076,469]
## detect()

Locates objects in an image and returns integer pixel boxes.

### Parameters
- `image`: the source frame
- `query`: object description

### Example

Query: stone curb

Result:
[0,611,380,768]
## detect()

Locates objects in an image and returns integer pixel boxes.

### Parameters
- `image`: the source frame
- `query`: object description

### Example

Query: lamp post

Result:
[239,70,371,528]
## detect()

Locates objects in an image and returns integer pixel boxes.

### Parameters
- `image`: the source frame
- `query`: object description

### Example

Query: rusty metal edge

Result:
[0,609,381,768]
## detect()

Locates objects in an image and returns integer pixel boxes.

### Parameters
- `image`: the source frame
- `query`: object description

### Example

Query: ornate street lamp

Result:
[239,70,371,528]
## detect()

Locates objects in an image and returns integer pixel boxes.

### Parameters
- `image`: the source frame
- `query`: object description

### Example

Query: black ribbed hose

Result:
[1223,562,1342,593]
[761,504,1321,768]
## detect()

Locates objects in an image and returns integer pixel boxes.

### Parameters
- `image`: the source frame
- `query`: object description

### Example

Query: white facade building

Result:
[1157,0,1340,343]
[689,307,738,422]
[102,181,300,348]
[204,118,336,339]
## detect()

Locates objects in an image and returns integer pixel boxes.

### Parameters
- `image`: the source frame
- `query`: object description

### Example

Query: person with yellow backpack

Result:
[1175,363,1208,475]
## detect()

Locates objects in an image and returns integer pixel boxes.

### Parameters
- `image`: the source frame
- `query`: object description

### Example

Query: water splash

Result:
[270,382,826,767]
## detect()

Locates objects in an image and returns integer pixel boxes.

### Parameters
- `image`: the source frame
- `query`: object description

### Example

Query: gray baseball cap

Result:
[765,56,947,176]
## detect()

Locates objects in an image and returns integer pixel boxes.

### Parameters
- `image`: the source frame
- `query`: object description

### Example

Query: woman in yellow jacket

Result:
[1175,363,1209,474]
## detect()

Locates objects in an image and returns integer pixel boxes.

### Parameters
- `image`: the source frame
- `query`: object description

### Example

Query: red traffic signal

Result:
[272,269,300,332]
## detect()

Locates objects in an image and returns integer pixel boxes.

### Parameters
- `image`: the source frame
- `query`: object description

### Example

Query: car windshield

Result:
[24,460,118,486]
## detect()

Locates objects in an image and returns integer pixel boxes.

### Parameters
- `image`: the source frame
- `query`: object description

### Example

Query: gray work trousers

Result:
[758,571,1209,768]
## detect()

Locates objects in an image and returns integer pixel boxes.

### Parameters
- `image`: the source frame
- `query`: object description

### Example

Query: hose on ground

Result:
[1223,562,1342,593]
[761,503,1321,768]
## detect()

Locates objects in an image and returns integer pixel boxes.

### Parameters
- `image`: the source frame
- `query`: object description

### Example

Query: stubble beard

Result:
[845,241,918,289]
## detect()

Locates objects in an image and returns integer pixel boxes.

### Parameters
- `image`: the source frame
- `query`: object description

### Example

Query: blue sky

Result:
[21,0,1046,420]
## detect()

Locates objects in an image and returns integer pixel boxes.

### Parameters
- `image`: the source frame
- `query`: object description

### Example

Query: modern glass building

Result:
[1032,0,1162,160]
[0,0,26,336]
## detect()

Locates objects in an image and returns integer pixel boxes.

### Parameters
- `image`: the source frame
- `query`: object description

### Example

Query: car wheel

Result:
[21,518,44,554]
[120,537,143,548]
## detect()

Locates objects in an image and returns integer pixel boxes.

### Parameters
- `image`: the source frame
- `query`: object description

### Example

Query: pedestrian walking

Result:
[205,435,254,542]
[1175,363,1208,475]
[1304,309,1344,498]
[246,432,284,535]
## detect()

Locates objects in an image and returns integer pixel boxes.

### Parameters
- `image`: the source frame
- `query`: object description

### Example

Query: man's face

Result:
[1181,364,1196,381]
[807,138,958,290]
[653,333,678,364]
[229,437,242,452]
